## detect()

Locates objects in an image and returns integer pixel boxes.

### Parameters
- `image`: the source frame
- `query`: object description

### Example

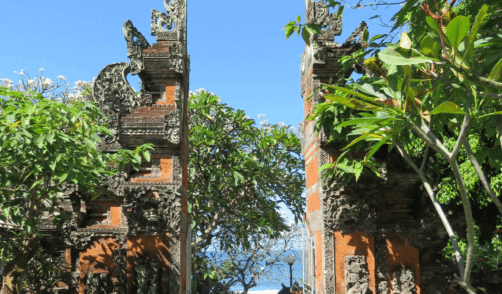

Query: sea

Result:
[227,249,303,294]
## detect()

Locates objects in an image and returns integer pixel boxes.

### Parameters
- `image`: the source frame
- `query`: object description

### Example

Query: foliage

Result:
[194,224,301,294]
[0,81,152,290]
[188,89,305,289]
[286,0,502,292]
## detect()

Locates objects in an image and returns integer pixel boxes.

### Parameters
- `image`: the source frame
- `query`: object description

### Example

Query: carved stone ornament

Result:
[345,256,369,294]
[168,42,184,73]
[85,272,110,294]
[321,180,377,234]
[93,62,153,146]
[313,1,342,41]
[391,267,416,294]
[134,256,160,293]
[151,9,173,35]
[123,185,181,236]
[163,110,180,144]
[123,20,150,74]
[343,21,368,47]
[113,247,127,294]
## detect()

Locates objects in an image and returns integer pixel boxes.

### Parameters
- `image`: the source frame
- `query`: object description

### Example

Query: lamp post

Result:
[285,254,296,291]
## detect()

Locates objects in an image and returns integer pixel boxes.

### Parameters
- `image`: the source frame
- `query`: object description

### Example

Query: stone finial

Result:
[123,20,150,74]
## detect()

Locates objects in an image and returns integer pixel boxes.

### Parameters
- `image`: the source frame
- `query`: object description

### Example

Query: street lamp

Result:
[285,254,296,291]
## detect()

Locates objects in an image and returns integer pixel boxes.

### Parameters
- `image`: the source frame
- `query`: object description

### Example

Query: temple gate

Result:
[58,0,190,292]
[300,1,456,293]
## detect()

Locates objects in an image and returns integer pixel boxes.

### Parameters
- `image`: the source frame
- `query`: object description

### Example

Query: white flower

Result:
[263,126,272,132]
[258,114,266,120]
[57,75,66,80]
[39,68,45,72]
[41,78,53,89]
[290,126,296,132]
[260,266,265,271]
[244,115,250,120]
[278,122,286,127]
[19,70,24,76]
[259,120,268,126]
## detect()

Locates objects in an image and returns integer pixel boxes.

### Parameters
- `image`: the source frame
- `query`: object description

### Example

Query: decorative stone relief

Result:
[168,43,184,73]
[163,110,181,144]
[375,235,390,294]
[151,9,173,35]
[134,256,160,293]
[343,21,368,47]
[321,178,377,234]
[113,246,127,294]
[123,20,150,74]
[345,256,369,294]
[123,185,181,236]
[85,272,110,294]
[391,268,416,294]
[313,1,342,40]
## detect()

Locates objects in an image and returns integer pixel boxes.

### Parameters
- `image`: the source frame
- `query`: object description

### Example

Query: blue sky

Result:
[0,0,401,131]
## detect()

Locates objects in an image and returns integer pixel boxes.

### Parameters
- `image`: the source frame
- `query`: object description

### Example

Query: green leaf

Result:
[488,58,502,82]
[354,161,363,182]
[343,125,385,150]
[296,15,301,23]
[58,173,68,185]
[365,136,390,163]
[301,27,310,46]
[420,35,440,58]
[467,4,488,56]
[370,34,387,43]
[324,94,381,111]
[285,25,295,38]
[337,6,344,18]
[446,16,470,50]
[142,150,151,162]
[430,102,465,115]
[426,17,441,37]
[378,47,434,65]
[478,111,502,119]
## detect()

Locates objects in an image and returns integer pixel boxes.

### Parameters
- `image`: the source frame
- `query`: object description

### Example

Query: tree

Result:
[187,89,305,289]
[0,74,152,291]
[286,0,502,292]
[195,224,301,294]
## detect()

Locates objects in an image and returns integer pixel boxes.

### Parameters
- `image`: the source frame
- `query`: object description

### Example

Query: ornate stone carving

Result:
[163,110,180,144]
[123,185,181,236]
[313,1,342,41]
[134,256,160,293]
[321,178,377,234]
[343,21,368,47]
[85,272,110,294]
[113,247,127,294]
[123,20,150,74]
[391,267,416,294]
[168,43,184,73]
[151,9,173,35]
[345,256,369,294]
[378,281,389,294]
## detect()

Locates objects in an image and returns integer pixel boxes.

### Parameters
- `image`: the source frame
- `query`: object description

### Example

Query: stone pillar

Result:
[60,1,190,293]
[300,1,421,294]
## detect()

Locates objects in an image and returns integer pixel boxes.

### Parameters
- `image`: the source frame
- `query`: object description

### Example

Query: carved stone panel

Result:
[164,110,181,144]
[113,247,127,294]
[123,185,181,236]
[85,273,111,294]
[134,256,160,293]
[391,267,416,294]
[168,43,184,73]
[345,256,369,294]
[123,20,150,74]
[313,1,342,41]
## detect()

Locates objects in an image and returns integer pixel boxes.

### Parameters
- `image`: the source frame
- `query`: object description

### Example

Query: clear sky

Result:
[0,0,401,130]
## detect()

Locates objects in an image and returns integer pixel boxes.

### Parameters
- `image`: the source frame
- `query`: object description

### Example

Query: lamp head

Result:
[285,254,296,265]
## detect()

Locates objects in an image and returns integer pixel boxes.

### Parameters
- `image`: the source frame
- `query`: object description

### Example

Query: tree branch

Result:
[450,111,470,160]
[463,140,502,215]
[395,144,465,279]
